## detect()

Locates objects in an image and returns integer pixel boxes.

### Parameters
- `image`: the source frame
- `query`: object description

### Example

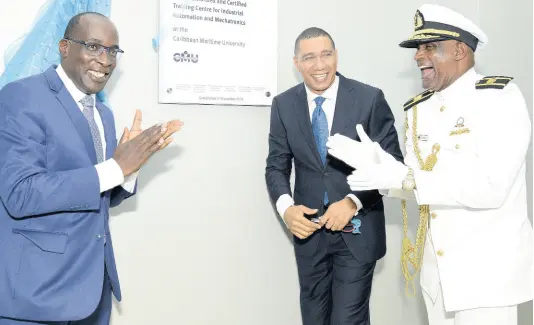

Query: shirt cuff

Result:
[345,194,362,215]
[122,170,138,193]
[94,158,125,193]
[276,194,294,224]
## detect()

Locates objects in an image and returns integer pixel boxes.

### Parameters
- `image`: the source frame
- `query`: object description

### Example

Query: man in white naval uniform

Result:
[325,4,533,325]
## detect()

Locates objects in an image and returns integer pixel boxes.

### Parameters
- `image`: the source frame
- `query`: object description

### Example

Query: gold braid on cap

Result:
[401,104,440,296]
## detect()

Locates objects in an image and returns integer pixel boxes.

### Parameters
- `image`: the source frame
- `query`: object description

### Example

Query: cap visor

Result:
[399,36,450,48]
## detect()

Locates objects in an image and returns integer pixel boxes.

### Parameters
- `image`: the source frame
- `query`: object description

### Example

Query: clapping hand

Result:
[326,124,380,169]
[119,109,183,148]
[327,124,408,191]
[114,109,184,176]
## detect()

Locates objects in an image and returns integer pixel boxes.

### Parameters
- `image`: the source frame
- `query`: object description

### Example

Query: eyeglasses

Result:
[341,218,361,234]
[310,217,362,235]
[65,38,124,60]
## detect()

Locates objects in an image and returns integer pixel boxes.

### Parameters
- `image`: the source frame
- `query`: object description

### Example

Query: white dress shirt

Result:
[56,65,137,193]
[276,76,363,220]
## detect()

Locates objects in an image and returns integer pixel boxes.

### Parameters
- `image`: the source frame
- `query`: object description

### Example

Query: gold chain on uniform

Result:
[401,105,440,296]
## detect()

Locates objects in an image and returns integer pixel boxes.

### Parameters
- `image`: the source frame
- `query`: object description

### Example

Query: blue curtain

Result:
[0,0,112,104]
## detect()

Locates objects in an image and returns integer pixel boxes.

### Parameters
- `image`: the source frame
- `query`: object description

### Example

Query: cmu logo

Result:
[173,51,199,63]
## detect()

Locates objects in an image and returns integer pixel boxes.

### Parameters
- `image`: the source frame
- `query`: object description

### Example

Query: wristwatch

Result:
[402,167,416,191]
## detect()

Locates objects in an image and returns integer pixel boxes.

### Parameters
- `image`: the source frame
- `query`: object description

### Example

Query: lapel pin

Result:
[450,117,470,136]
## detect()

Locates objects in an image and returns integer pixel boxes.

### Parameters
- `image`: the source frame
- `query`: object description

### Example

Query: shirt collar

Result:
[56,64,95,104]
[435,67,477,100]
[305,75,339,104]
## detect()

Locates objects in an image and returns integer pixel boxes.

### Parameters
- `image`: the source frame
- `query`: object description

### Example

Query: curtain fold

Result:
[0,0,112,104]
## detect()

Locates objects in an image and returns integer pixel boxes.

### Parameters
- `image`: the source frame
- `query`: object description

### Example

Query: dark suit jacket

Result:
[0,65,135,321]
[265,72,403,262]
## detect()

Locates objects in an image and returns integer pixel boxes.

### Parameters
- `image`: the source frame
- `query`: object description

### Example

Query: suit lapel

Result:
[295,85,323,167]
[330,73,357,136]
[45,66,98,164]
[54,96,98,165]
[95,101,116,160]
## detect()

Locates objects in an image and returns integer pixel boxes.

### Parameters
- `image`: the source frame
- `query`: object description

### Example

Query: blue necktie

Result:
[311,96,329,205]
[80,95,104,163]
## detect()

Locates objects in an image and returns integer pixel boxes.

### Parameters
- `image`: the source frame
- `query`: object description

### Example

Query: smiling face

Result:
[59,14,119,94]
[293,36,338,95]
[414,40,468,91]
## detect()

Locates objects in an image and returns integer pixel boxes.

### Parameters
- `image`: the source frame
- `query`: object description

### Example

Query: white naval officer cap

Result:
[399,4,488,51]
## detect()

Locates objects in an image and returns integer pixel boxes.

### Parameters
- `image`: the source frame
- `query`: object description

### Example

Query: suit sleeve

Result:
[265,97,293,205]
[413,84,531,208]
[110,184,136,207]
[110,171,137,207]
[351,89,404,207]
[0,82,101,219]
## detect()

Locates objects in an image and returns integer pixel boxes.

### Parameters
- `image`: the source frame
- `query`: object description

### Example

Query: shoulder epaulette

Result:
[475,76,513,90]
[403,89,434,111]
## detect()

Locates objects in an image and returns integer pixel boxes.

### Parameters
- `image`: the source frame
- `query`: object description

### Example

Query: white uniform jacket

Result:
[386,68,533,312]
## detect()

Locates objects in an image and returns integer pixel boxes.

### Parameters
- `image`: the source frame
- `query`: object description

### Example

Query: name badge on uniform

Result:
[417,134,429,142]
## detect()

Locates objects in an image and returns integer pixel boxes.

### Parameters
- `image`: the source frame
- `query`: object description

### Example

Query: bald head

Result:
[64,12,113,40]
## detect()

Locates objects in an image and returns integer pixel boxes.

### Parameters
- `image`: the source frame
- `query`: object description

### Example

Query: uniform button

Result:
[437,250,444,256]
[440,106,445,112]
[431,212,437,219]
[455,144,460,149]
[96,234,103,240]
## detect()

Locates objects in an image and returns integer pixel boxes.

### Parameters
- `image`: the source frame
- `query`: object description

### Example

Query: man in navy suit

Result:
[265,27,403,324]
[0,12,182,325]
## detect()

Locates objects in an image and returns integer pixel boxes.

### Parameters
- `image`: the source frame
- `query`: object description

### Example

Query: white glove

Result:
[328,124,409,191]
[347,162,408,191]
[350,126,408,191]
[326,124,380,168]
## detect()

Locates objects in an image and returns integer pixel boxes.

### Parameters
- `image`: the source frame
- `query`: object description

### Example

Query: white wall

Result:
[0,0,531,324]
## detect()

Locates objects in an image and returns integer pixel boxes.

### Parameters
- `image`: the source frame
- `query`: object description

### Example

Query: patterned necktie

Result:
[311,96,329,205]
[80,95,104,163]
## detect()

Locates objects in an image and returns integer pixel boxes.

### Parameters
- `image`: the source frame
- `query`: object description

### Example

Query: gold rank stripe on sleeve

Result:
[403,89,435,111]
[475,76,514,89]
